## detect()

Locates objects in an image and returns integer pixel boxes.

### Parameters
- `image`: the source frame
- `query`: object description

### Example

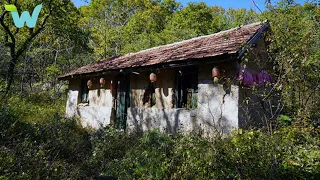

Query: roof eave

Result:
[58,52,238,80]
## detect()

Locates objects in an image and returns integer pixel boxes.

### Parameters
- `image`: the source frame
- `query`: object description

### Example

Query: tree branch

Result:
[0,11,16,48]
[16,2,53,58]
[252,0,263,13]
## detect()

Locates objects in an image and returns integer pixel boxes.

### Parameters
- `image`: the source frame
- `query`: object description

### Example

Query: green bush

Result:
[87,126,138,178]
[1,94,319,179]
[5,93,65,123]
[89,127,320,179]
[0,104,91,179]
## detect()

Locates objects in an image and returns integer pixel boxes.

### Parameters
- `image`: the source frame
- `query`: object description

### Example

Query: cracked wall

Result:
[196,62,239,136]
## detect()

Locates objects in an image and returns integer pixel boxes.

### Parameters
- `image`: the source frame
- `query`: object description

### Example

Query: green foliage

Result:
[0,0,93,95]
[1,0,320,179]
[1,97,319,179]
[90,127,320,179]
[165,2,214,36]
[278,115,292,125]
[87,126,138,177]
[45,64,61,78]
[79,0,259,57]
[0,104,90,179]
[262,1,320,121]
[6,93,65,123]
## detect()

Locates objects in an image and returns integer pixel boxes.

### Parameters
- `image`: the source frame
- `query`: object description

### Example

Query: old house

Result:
[58,21,271,136]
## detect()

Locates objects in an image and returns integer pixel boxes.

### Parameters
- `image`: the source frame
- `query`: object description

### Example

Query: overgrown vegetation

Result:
[0,0,319,179]
[1,96,319,179]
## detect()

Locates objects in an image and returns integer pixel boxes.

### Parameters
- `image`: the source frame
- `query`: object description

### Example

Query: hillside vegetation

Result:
[0,0,319,179]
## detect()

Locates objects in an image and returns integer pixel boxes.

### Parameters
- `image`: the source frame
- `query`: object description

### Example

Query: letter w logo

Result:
[5,4,42,28]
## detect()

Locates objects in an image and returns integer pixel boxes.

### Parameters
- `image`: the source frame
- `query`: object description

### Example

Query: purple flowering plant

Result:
[237,66,273,87]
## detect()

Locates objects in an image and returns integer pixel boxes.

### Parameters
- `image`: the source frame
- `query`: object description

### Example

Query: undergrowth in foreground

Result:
[0,95,319,179]
[1,115,319,179]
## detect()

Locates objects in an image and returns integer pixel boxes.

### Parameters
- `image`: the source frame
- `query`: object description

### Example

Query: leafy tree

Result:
[161,2,215,43]
[262,1,320,122]
[225,8,259,27]
[79,0,135,58]
[80,0,180,58]
[121,0,180,53]
[0,0,77,94]
[160,3,259,46]
[0,0,92,95]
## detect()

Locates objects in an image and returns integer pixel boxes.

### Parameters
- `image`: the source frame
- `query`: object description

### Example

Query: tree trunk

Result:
[5,57,17,94]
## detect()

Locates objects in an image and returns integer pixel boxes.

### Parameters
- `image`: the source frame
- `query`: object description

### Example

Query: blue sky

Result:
[72,0,307,11]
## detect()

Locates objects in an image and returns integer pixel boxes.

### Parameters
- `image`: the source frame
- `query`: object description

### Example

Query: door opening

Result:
[113,75,130,129]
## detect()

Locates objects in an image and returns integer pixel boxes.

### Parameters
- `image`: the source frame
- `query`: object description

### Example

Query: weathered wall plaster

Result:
[66,90,79,118]
[65,76,114,129]
[196,62,240,135]
[66,61,242,135]
[126,61,240,136]
[77,105,112,129]
[197,82,239,135]
[130,69,175,109]
[66,79,80,118]
[86,77,113,107]
[127,107,193,134]
[126,82,239,136]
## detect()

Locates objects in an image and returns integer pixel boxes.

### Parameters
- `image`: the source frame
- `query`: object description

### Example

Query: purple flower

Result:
[243,69,255,86]
[238,66,273,87]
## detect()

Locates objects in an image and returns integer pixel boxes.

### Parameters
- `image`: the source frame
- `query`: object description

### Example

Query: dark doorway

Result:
[175,66,198,109]
[113,75,130,130]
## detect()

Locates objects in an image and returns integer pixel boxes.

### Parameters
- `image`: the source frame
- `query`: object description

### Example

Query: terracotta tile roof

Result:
[59,21,268,79]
